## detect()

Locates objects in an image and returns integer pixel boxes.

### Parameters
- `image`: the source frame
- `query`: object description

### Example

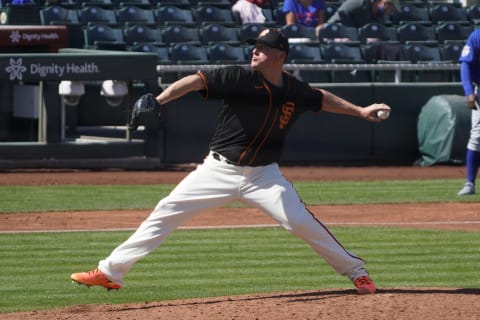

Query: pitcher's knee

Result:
[286,213,317,232]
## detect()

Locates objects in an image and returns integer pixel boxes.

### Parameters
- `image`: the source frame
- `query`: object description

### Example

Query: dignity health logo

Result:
[5,58,100,81]
[6,58,27,81]
[9,31,21,44]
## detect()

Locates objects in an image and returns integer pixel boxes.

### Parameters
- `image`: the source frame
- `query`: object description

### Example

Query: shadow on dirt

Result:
[111,287,480,312]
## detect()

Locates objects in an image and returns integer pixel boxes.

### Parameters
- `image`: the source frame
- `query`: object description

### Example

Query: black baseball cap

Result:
[247,29,289,54]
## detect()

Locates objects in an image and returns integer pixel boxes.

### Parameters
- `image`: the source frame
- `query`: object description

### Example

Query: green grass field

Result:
[0,179,479,213]
[0,179,479,314]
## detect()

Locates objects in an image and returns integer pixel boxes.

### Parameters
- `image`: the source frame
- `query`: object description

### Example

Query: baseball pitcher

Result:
[71,29,391,294]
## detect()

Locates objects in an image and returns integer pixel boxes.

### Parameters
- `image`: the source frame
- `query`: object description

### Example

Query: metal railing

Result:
[157,62,461,84]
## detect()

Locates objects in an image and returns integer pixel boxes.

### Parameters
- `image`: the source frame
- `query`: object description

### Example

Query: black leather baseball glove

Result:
[128,93,163,131]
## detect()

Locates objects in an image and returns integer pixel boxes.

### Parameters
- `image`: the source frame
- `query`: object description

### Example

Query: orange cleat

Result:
[71,268,121,290]
[353,275,376,294]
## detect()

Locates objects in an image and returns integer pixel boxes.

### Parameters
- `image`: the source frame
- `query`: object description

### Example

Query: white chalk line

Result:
[1,221,480,234]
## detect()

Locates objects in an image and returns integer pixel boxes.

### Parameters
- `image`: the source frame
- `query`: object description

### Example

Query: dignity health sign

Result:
[5,58,100,81]
[0,51,158,82]
[0,25,68,51]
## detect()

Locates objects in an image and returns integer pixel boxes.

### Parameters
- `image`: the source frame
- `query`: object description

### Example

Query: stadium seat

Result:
[429,3,469,25]
[237,23,267,42]
[440,41,463,81]
[440,40,463,62]
[196,0,232,8]
[79,0,114,8]
[116,5,156,25]
[200,23,240,45]
[40,5,84,48]
[78,6,117,25]
[321,43,371,82]
[396,22,437,45]
[322,42,365,63]
[360,43,408,82]
[207,43,247,64]
[169,42,209,64]
[129,43,172,63]
[193,5,236,26]
[467,4,480,25]
[435,22,473,44]
[83,23,127,50]
[286,43,328,82]
[154,5,195,26]
[358,22,398,44]
[402,43,442,62]
[123,24,163,45]
[361,42,405,63]
[112,0,151,8]
[130,42,177,83]
[317,22,359,44]
[279,24,317,42]
[161,25,201,45]
[53,0,77,8]
[401,43,448,82]
[287,43,322,63]
[40,5,79,25]
[155,0,191,8]
[392,3,431,24]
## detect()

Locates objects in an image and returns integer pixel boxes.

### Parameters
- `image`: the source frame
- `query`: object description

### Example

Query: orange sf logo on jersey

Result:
[279,102,295,129]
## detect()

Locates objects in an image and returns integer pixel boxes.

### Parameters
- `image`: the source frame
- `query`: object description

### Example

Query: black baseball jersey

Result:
[198,65,323,166]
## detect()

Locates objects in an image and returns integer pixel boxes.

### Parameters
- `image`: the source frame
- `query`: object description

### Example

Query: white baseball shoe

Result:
[457,182,475,196]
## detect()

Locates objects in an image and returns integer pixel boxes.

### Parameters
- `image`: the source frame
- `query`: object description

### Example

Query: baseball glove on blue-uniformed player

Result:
[128,93,164,131]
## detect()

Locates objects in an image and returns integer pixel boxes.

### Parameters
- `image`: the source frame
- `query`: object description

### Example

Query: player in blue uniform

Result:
[71,29,391,294]
[458,29,480,195]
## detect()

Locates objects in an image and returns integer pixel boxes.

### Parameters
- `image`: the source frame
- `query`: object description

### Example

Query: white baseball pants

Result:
[99,152,368,285]
[468,108,480,151]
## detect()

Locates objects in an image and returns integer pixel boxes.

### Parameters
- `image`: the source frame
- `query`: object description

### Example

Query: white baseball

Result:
[377,110,390,120]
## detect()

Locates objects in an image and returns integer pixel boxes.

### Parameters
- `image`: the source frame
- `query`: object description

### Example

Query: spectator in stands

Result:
[458,29,480,196]
[327,0,399,28]
[282,0,326,37]
[232,0,270,24]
